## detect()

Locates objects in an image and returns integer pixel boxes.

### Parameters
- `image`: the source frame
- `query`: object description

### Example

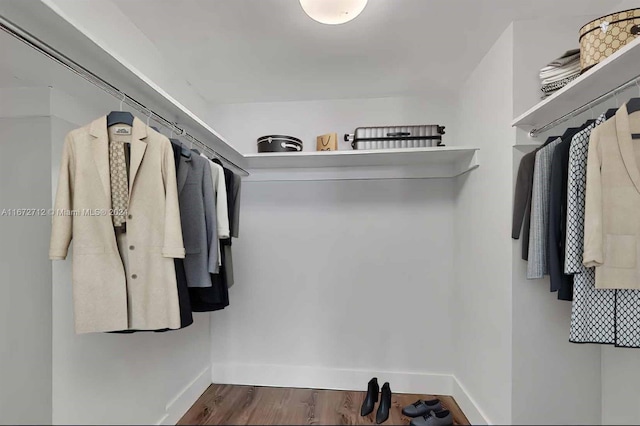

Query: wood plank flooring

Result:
[178,384,469,425]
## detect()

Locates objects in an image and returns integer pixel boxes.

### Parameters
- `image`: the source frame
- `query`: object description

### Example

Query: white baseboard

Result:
[211,362,453,396]
[157,366,212,425]
[452,376,490,425]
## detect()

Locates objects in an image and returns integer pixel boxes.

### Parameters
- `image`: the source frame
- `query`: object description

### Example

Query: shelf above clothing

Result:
[243,147,480,182]
[512,37,640,132]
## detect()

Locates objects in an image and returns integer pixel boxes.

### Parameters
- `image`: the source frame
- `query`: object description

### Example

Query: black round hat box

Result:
[257,135,303,153]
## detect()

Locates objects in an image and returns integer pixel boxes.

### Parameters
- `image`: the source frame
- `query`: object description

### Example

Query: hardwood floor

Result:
[178,384,470,425]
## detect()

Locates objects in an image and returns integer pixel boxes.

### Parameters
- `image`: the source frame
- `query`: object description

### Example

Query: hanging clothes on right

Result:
[568,106,640,347]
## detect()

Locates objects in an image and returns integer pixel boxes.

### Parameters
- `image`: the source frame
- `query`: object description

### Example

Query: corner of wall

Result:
[158,366,212,425]
[452,376,491,425]
[451,21,515,425]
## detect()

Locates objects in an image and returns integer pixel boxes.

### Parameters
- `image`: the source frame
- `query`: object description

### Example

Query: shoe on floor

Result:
[402,399,443,417]
[360,377,379,416]
[409,409,453,426]
[375,382,392,424]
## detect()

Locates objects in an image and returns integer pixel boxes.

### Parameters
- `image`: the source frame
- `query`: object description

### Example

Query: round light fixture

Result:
[299,0,368,25]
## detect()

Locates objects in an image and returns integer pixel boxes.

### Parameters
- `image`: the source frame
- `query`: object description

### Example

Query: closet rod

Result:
[0,15,248,176]
[529,74,640,137]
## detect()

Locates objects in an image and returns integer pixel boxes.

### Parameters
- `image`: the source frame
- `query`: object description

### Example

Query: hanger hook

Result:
[170,124,174,138]
[119,93,126,111]
[146,110,152,127]
[636,79,640,97]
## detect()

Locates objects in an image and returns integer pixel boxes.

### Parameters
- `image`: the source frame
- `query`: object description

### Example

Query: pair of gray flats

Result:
[402,399,453,426]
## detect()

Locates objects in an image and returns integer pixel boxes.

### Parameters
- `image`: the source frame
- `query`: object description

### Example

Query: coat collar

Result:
[177,154,192,194]
[616,104,640,195]
[89,115,148,200]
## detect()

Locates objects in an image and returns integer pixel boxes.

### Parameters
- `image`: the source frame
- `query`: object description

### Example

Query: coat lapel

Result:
[89,116,111,199]
[616,104,640,194]
[128,117,148,198]
[178,154,191,194]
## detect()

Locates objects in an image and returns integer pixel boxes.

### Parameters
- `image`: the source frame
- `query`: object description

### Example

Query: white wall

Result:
[208,94,458,155]
[451,24,515,426]
[601,346,640,424]
[210,178,456,394]
[207,95,459,394]
[0,107,53,424]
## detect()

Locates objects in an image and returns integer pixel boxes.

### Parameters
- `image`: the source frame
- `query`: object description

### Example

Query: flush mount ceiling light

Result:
[299,0,368,25]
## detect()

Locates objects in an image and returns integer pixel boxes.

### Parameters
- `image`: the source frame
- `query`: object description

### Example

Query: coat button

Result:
[129,245,135,250]
[127,214,133,219]
[131,274,137,279]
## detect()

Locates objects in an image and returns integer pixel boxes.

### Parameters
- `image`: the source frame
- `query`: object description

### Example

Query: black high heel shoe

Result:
[360,377,379,416]
[375,382,392,424]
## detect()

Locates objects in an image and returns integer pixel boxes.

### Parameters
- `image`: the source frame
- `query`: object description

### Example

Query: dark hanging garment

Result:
[162,141,194,328]
[173,259,194,328]
[548,122,595,300]
[224,168,242,238]
[170,139,181,172]
[547,137,573,299]
[224,168,235,224]
[222,167,238,288]
[189,242,230,312]
[513,136,560,261]
[512,151,537,260]
[168,141,194,329]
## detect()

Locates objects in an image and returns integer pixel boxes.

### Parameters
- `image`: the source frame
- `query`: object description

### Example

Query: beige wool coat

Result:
[49,116,185,333]
[584,105,640,289]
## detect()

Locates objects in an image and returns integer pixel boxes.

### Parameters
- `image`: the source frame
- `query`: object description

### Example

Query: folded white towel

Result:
[540,61,581,79]
[541,68,581,85]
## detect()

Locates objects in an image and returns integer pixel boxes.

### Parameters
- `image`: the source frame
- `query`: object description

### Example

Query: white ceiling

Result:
[0,0,625,104]
[110,0,621,105]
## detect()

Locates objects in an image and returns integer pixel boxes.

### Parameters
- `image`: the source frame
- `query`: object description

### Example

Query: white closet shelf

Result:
[243,147,480,182]
[512,36,640,131]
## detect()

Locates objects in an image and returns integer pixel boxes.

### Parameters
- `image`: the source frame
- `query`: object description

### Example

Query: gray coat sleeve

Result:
[231,175,241,238]
[512,152,534,239]
[202,161,219,273]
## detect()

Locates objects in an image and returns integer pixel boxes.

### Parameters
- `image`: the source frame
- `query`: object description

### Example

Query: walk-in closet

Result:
[2,1,640,425]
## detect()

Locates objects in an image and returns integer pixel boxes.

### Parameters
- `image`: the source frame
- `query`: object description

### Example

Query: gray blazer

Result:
[527,138,561,279]
[178,153,218,287]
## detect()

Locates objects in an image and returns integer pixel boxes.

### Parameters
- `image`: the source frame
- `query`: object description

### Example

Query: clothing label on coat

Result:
[113,127,132,135]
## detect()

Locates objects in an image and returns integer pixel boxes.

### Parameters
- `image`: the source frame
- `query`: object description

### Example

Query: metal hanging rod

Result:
[529,74,640,138]
[0,15,248,175]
